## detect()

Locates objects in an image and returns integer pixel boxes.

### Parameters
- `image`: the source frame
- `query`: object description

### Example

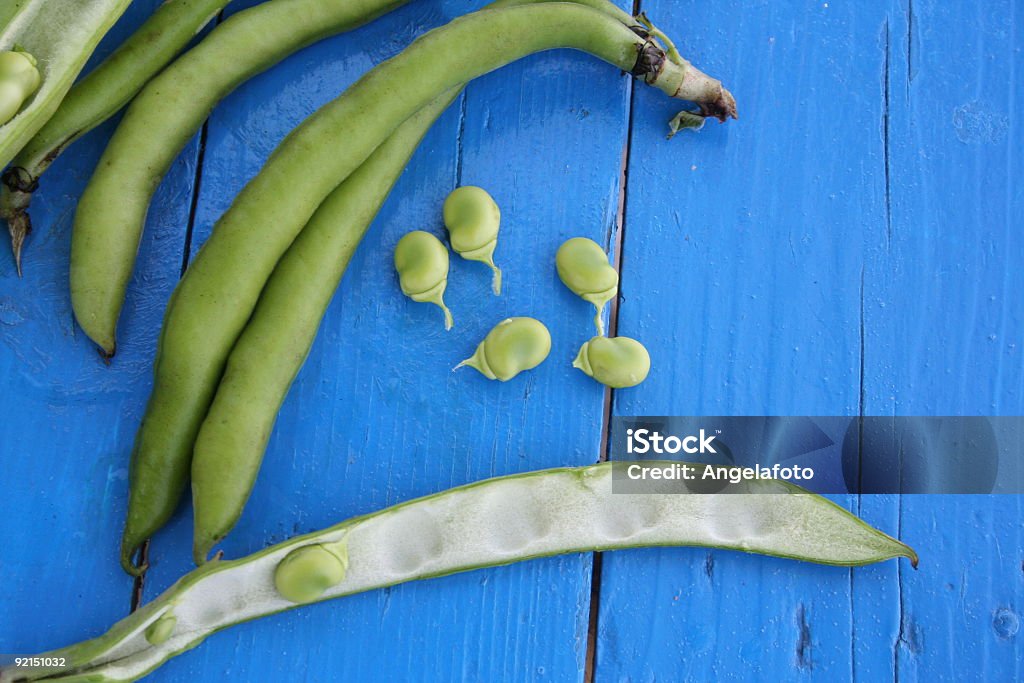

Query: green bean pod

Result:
[1,0,232,273]
[555,236,618,334]
[3,463,915,683]
[70,0,411,357]
[443,185,502,294]
[456,317,551,381]
[573,335,650,388]
[117,2,737,574]
[394,230,454,330]
[190,95,456,565]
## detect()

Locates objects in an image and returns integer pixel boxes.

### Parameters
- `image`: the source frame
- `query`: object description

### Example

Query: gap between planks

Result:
[584,28,640,679]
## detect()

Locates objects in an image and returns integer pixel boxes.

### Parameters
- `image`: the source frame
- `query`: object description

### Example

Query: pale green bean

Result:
[444,185,502,294]
[456,317,551,381]
[573,335,650,388]
[394,230,454,330]
[555,236,617,334]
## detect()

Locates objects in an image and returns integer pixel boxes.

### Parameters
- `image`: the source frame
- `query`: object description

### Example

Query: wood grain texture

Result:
[599,1,1023,682]
[1,0,1021,681]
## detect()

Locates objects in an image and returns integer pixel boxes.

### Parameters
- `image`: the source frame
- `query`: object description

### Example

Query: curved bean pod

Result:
[1,0,231,272]
[555,236,618,334]
[70,0,411,357]
[394,229,454,330]
[190,94,456,565]
[456,316,551,381]
[443,185,502,294]
[2,463,915,683]
[118,2,737,575]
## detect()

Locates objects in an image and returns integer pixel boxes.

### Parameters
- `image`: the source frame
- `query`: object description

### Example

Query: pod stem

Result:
[1,166,37,275]
[635,12,683,66]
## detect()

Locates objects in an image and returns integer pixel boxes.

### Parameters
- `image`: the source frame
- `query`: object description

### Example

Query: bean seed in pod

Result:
[573,336,650,388]
[0,51,41,126]
[555,237,618,335]
[394,230,454,330]
[444,186,502,294]
[144,613,177,646]
[274,542,349,604]
[456,317,551,381]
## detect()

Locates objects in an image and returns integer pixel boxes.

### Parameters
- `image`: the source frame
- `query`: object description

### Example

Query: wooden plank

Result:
[139,0,634,679]
[0,0,200,655]
[599,1,892,680]
[861,1,1024,680]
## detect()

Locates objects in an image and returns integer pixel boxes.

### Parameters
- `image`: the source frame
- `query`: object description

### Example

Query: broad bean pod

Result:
[394,229,454,330]
[443,185,502,294]
[189,95,456,565]
[117,1,737,575]
[70,0,411,357]
[456,317,551,381]
[1,0,232,272]
[556,236,618,334]
[0,463,915,683]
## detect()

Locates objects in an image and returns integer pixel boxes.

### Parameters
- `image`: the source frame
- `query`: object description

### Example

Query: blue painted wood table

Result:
[1,1,1021,680]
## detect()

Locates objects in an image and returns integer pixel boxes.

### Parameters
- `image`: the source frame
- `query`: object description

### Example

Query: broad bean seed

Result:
[457,317,551,381]
[394,230,454,330]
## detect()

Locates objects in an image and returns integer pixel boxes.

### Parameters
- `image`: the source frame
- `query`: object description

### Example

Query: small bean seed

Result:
[274,541,348,604]
[144,613,177,646]
[555,237,618,335]
[0,82,24,126]
[0,51,41,95]
[573,336,650,388]
[456,317,551,381]
[443,186,502,294]
[394,230,453,330]
[0,51,40,126]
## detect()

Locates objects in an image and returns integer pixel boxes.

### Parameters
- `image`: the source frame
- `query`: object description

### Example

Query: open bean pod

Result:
[1,463,915,683]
